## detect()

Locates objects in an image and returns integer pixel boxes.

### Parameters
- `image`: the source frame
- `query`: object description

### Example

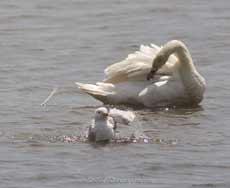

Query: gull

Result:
[88,107,135,142]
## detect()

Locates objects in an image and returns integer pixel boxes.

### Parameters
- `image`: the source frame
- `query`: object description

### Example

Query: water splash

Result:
[58,134,178,145]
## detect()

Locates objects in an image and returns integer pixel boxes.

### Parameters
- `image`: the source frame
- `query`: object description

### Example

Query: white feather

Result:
[103,43,175,83]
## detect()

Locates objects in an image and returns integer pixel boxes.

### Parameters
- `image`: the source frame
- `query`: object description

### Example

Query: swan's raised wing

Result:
[104,44,177,84]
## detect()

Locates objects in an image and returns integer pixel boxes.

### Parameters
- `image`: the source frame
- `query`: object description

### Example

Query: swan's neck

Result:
[163,40,196,72]
[163,40,205,104]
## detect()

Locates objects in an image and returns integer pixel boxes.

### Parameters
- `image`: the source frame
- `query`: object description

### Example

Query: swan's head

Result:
[95,107,109,120]
[147,53,168,80]
[152,52,168,70]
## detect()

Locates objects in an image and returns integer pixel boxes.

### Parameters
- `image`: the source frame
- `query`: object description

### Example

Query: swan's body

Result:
[77,40,206,108]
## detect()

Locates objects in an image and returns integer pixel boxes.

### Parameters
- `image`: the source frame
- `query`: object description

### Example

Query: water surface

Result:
[1,0,230,187]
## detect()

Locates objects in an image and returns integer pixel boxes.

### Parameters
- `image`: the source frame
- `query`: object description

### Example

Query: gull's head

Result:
[95,107,109,120]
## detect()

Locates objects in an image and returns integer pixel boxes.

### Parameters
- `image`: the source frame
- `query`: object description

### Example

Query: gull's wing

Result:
[109,108,136,125]
[104,44,177,84]
[107,116,117,131]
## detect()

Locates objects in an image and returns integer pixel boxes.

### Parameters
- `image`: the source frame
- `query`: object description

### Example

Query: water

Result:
[1,0,230,187]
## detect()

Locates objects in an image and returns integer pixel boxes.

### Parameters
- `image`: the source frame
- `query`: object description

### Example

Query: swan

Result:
[76,40,206,108]
[88,107,136,142]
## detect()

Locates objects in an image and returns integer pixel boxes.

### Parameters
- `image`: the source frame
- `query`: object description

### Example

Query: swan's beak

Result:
[147,68,157,80]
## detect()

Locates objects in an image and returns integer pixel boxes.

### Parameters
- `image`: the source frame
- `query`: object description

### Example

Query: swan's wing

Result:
[109,108,136,125]
[104,44,177,84]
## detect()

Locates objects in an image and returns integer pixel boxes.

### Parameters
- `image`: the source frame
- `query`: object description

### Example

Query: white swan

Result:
[77,40,206,108]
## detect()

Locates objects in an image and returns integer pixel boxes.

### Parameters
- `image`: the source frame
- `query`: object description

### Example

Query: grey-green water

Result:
[1,0,230,187]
